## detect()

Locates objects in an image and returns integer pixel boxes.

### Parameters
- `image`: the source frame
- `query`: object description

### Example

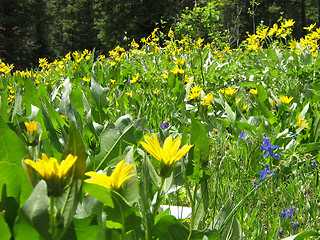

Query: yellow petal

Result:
[85,171,112,189]
[174,144,193,162]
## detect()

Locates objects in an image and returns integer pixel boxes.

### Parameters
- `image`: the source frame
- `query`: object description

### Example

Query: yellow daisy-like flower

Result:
[296,115,309,130]
[25,121,38,133]
[201,93,214,107]
[82,76,90,82]
[304,23,316,31]
[220,87,236,96]
[168,28,174,38]
[243,104,248,111]
[250,88,258,95]
[140,133,193,178]
[24,153,77,196]
[170,65,184,75]
[130,73,139,83]
[85,160,135,190]
[187,85,202,100]
[279,96,294,104]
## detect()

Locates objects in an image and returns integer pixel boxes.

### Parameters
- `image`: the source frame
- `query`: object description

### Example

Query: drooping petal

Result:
[140,134,162,161]
[59,154,77,178]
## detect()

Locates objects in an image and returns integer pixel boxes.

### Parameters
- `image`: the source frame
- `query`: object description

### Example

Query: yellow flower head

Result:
[168,28,174,38]
[140,133,193,178]
[243,104,248,111]
[250,88,258,95]
[24,153,77,196]
[170,65,184,75]
[187,85,202,100]
[82,76,90,82]
[25,121,38,133]
[297,115,309,130]
[220,87,236,96]
[85,160,135,190]
[130,73,139,83]
[280,96,294,104]
[201,93,214,107]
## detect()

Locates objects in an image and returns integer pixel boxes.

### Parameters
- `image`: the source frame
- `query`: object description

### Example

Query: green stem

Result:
[152,177,166,219]
[49,196,57,239]
[187,183,199,240]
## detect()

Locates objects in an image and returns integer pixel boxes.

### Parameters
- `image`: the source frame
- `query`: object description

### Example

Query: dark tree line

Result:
[1,0,320,69]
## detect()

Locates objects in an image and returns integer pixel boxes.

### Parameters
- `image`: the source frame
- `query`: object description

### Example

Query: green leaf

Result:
[191,114,210,163]
[0,116,32,205]
[83,183,113,207]
[256,97,277,125]
[21,180,51,239]
[0,211,11,240]
[153,215,189,240]
[61,213,99,240]
[281,230,320,240]
[224,102,236,126]
[94,115,142,171]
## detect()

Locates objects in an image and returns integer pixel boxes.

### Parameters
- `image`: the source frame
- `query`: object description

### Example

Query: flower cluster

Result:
[260,133,280,159]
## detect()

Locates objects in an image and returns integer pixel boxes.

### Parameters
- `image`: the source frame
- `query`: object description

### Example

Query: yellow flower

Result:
[243,104,248,111]
[296,115,309,130]
[270,100,276,107]
[201,93,214,107]
[130,39,139,48]
[153,89,159,94]
[304,23,316,31]
[220,87,236,96]
[24,153,77,196]
[279,96,294,104]
[25,121,38,133]
[126,92,133,97]
[110,78,116,84]
[184,75,193,83]
[82,76,90,82]
[162,72,168,79]
[250,88,258,95]
[282,19,295,28]
[170,65,184,75]
[140,133,193,177]
[130,73,139,83]
[168,28,174,38]
[85,160,135,190]
[187,85,202,100]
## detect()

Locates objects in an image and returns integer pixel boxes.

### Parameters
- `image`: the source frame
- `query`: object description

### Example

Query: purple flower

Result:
[280,206,295,219]
[258,164,275,180]
[238,131,244,141]
[291,222,298,231]
[260,133,279,158]
[160,123,168,129]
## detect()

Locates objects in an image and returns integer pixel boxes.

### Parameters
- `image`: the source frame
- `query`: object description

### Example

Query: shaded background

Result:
[1,0,319,69]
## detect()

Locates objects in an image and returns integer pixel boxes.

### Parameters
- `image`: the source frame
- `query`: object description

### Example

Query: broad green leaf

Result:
[61,213,99,240]
[153,215,189,240]
[281,230,320,240]
[94,115,142,171]
[0,211,11,240]
[191,114,210,163]
[0,116,31,205]
[21,180,51,239]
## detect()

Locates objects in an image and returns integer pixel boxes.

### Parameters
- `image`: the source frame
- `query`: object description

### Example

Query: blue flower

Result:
[280,206,295,219]
[291,222,298,231]
[147,129,153,133]
[160,123,168,129]
[293,135,297,140]
[311,161,318,168]
[238,131,244,141]
[260,134,279,158]
[258,164,275,180]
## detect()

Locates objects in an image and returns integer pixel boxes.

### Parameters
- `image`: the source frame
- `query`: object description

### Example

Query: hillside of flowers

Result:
[1,19,320,239]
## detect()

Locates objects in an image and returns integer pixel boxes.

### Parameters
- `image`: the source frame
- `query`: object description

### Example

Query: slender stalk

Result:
[152,177,166,219]
[187,183,199,240]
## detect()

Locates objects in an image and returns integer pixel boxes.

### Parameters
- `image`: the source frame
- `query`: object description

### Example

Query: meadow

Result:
[1,20,320,239]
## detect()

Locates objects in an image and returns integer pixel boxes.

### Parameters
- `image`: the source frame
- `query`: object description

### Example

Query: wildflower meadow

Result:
[1,19,320,239]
